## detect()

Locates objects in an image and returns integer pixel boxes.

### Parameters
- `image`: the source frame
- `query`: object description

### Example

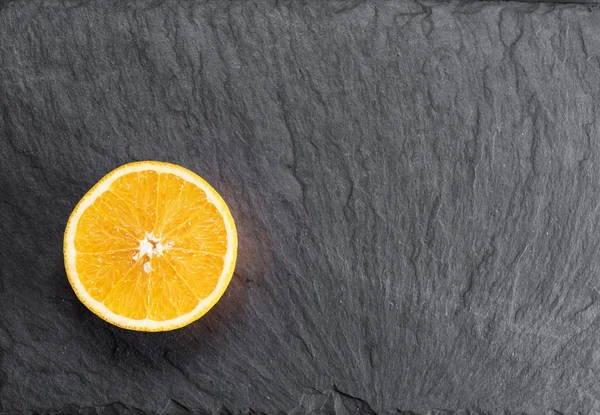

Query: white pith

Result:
[133,232,173,272]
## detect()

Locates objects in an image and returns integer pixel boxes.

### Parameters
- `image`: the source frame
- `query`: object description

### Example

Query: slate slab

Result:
[1,0,600,413]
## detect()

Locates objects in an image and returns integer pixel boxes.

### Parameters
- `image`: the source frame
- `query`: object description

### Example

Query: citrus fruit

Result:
[63,161,237,331]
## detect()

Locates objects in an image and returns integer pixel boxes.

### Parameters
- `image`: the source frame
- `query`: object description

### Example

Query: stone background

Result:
[2,0,600,413]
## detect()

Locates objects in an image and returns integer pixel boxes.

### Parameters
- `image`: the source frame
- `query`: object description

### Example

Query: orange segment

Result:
[63,161,237,332]
[155,173,210,236]
[164,249,224,299]
[74,193,142,252]
[148,256,199,321]
[110,170,159,232]
[103,263,149,320]
[75,250,138,302]
[163,200,228,254]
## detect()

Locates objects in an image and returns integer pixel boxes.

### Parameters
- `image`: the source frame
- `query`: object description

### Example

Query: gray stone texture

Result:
[1,0,600,413]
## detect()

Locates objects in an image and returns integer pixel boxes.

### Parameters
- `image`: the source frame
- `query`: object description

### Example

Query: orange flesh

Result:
[74,171,227,321]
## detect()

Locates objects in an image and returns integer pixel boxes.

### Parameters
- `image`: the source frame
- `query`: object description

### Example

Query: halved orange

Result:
[63,161,237,331]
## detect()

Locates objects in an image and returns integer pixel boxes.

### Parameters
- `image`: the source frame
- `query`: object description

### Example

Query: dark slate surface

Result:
[2,0,600,413]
